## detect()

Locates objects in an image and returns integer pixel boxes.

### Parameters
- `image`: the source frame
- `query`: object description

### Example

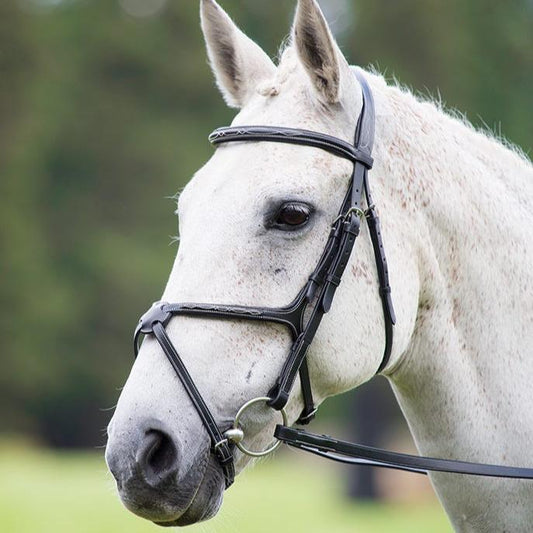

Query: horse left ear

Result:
[200,0,277,109]
[293,0,350,104]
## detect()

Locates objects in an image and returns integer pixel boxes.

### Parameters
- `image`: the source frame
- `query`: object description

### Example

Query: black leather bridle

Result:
[133,70,533,489]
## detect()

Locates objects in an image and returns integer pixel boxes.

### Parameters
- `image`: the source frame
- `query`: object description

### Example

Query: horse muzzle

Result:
[105,422,225,526]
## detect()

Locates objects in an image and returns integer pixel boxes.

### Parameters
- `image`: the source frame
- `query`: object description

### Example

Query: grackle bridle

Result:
[133,70,533,489]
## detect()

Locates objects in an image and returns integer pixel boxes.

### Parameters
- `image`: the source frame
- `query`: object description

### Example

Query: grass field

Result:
[0,439,451,532]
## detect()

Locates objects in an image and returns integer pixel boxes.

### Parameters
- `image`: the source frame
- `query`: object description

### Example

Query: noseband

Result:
[133,71,533,488]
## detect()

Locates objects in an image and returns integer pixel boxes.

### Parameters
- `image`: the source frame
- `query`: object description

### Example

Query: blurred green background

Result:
[0,0,531,530]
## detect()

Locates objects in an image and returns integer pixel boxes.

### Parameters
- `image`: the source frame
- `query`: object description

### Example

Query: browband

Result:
[209,126,374,169]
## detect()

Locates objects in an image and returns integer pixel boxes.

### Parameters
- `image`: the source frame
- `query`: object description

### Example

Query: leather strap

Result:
[210,126,374,169]
[274,426,533,479]
[296,358,317,425]
[355,70,395,373]
[136,305,235,488]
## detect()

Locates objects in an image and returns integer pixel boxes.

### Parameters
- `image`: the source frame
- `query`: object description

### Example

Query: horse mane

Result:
[262,44,531,170]
[365,65,532,168]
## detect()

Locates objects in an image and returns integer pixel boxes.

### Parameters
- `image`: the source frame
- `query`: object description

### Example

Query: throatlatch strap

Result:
[366,204,396,373]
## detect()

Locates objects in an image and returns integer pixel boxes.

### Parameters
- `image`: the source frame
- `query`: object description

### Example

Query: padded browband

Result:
[209,126,374,169]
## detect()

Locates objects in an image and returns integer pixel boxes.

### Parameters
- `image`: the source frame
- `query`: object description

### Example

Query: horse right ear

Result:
[293,0,349,104]
[200,0,276,109]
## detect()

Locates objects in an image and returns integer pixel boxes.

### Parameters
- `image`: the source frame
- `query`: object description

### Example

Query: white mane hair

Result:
[379,70,530,163]
[255,39,531,165]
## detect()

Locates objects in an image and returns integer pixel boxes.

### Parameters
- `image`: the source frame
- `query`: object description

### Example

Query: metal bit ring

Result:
[225,397,288,458]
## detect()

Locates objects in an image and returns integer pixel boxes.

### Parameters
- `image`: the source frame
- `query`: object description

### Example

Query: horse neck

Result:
[368,76,533,464]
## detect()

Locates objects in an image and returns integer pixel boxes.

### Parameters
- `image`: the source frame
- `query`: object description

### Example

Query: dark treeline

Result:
[1,0,531,448]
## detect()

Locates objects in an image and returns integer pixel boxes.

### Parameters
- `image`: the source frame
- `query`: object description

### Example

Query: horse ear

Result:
[293,0,348,104]
[200,0,276,108]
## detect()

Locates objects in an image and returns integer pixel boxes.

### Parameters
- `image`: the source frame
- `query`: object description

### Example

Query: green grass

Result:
[0,440,451,532]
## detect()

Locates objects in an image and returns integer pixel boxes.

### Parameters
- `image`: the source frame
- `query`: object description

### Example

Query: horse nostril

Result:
[137,429,179,486]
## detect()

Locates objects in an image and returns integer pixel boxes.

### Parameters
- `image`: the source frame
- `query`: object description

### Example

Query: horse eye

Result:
[273,202,312,229]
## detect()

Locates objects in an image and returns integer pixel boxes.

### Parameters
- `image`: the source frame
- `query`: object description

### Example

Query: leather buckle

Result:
[213,440,233,465]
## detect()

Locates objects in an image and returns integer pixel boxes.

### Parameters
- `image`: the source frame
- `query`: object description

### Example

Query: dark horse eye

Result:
[274,202,312,229]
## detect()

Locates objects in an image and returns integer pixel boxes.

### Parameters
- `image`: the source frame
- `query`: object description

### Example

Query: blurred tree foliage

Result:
[0,0,531,448]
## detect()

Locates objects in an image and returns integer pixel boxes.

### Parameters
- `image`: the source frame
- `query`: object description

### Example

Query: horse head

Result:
[106,0,418,525]
[103,0,533,528]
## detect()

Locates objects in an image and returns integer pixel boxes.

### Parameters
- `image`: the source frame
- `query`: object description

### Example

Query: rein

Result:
[274,426,533,479]
[134,70,533,488]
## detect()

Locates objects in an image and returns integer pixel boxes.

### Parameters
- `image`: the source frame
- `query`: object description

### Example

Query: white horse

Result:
[106,0,533,530]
